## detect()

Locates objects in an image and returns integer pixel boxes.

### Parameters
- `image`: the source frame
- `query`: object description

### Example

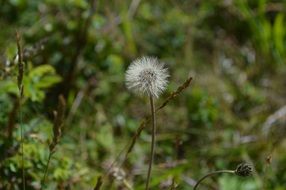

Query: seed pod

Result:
[235,163,252,177]
[49,95,66,153]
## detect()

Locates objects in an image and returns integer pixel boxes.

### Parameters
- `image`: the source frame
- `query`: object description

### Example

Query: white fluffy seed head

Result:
[125,56,169,98]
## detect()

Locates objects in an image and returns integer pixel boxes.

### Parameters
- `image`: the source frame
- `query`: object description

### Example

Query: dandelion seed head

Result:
[125,56,169,98]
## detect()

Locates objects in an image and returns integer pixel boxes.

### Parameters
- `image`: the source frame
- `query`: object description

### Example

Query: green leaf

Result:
[23,64,61,102]
[28,64,57,79]
[0,81,18,95]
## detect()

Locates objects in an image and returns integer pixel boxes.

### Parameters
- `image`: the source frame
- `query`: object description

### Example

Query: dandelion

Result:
[125,56,169,98]
[125,56,169,190]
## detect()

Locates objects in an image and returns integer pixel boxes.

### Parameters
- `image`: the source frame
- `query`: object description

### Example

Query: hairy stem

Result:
[145,95,156,190]
[193,170,235,190]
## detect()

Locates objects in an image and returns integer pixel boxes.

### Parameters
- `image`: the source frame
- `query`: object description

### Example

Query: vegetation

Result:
[0,0,286,189]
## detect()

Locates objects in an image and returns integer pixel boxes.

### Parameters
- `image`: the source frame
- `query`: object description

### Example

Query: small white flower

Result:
[125,56,169,98]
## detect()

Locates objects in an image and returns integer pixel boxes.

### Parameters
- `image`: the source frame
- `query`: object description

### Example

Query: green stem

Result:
[145,95,156,190]
[193,170,235,190]
[41,151,53,189]
[20,93,25,190]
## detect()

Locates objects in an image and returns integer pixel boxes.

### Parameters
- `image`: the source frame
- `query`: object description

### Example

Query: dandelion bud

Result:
[125,56,169,98]
[235,163,252,177]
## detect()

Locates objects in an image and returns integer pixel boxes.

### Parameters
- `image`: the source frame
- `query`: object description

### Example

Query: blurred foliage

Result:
[1,0,286,189]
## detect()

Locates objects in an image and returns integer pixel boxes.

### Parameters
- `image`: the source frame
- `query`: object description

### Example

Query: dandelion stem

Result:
[145,95,156,190]
[193,170,235,190]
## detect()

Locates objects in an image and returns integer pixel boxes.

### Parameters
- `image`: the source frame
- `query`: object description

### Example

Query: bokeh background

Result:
[1,0,286,189]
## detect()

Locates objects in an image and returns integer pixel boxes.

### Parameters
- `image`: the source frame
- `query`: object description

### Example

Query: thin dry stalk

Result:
[49,95,66,153]
[16,32,24,91]
[16,31,25,190]
[157,76,193,111]
[42,95,66,188]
